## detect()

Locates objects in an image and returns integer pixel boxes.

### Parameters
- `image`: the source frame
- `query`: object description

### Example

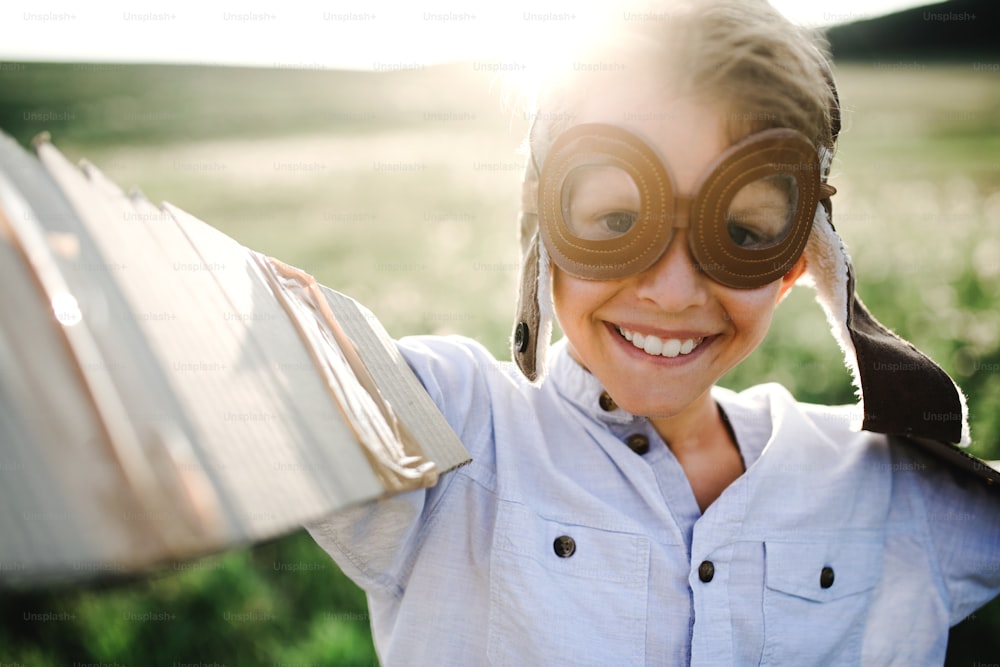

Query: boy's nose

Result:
[632,229,710,311]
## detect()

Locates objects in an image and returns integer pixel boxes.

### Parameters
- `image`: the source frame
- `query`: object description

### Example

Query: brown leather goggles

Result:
[537,123,833,289]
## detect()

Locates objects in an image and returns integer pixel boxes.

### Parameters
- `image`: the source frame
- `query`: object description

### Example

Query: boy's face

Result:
[551,92,803,419]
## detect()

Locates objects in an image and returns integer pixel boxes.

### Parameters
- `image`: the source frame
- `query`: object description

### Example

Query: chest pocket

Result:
[760,537,883,666]
[487,500,650,667]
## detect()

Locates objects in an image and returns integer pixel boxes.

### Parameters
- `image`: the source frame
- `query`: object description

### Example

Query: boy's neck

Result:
[650,392,745,512]
[648,390,725,452]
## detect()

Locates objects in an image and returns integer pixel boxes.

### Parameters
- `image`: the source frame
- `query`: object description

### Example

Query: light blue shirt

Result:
[307,335,1000,666]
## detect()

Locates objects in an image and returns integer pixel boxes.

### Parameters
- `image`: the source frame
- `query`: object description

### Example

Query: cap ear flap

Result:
[802,191,970,446]
[845,265,969,445]
[512,229,555,384]
[512,226,541,381]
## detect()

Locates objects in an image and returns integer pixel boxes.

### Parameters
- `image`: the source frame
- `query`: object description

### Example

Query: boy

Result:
[308,1,1000,664]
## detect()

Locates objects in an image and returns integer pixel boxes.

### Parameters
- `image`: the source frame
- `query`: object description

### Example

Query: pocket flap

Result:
[765,538,883,602]
[495,501,649,584]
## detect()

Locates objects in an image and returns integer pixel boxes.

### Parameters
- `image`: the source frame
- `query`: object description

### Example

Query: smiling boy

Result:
[308,1,1000,664]
[548,93,807,511]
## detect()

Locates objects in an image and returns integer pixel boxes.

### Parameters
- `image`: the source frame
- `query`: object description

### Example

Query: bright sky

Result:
[1,0,929,70]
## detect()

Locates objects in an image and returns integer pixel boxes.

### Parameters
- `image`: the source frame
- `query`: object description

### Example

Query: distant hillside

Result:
[826,0,999,60]
[0,61,499,148]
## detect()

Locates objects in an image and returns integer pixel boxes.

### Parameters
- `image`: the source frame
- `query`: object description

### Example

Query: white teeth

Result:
[617,326,703,358]
[643,336,662,355]
[662,339,682,356]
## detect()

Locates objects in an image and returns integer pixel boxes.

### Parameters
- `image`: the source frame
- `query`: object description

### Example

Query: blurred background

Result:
[1,0,998,664]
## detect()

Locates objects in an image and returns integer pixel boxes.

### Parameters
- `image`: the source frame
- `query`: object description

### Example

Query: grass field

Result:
[1,59,999,664]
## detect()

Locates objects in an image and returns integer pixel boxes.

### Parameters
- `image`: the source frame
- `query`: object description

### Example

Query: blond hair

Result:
[528,0,838,164]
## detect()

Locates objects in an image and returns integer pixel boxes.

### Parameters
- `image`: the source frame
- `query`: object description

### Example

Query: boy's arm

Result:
[903,442,1000,625]
[307,334,496,594]
[307,488,432,595]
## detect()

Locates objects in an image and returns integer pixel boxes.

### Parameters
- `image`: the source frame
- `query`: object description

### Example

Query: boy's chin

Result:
[601,382,713,421]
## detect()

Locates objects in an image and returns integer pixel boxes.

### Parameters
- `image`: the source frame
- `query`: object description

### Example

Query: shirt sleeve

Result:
[306,334,498,596]
[903,442,1000,625]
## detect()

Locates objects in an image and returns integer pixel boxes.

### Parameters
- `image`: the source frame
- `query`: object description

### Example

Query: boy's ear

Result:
[777,255,807,302]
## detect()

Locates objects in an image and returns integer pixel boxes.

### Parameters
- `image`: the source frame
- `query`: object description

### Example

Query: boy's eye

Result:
[726,219,765,248]
[725,174,799,249]
[561,164,641,241]
[601,211,636,235]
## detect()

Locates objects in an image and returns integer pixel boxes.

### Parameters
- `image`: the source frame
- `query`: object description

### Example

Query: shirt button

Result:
[626,433,650,455]
[820,566,835,589]
[553,535,576,558]
[598,391,617,411]
[698,560,715,583]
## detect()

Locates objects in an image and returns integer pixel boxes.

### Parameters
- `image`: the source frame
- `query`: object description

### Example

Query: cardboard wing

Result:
[0,132,470,586]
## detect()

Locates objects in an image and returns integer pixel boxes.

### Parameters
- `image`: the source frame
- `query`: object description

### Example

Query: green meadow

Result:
[1,60,999,664]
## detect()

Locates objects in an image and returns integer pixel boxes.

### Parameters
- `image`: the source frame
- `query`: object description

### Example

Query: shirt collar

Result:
[547,337,639,426]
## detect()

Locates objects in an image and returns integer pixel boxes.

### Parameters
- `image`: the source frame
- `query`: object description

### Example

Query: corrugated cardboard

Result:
[0,132,470,585]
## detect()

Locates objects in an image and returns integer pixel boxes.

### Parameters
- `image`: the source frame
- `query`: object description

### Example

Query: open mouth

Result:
[615,325,705,359]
